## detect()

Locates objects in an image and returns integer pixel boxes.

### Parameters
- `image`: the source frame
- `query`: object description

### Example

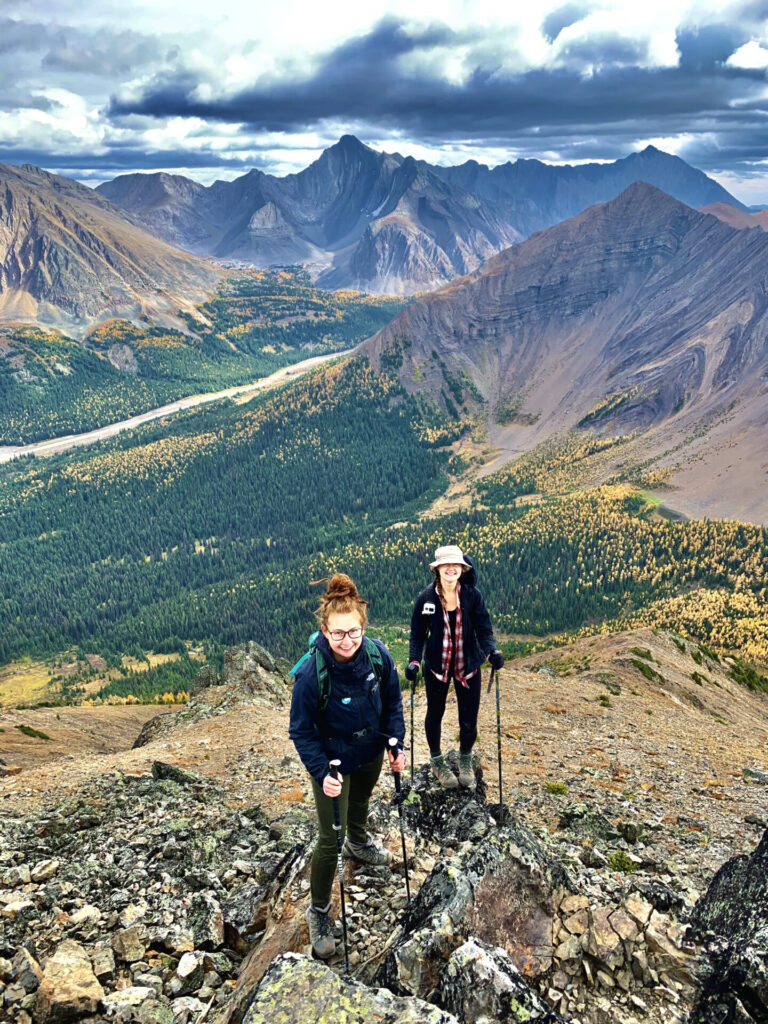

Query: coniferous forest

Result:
[0,269,404,444]
[1,339,767,703]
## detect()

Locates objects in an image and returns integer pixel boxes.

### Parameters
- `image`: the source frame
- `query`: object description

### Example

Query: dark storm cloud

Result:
[675,24,750,68]
[0,144,265,177]
[541,3,595,43]
[107,15,768,155]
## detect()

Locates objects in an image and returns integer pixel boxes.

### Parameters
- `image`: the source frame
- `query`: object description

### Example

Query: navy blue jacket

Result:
[289,633,405,784]
[409,563,496,679]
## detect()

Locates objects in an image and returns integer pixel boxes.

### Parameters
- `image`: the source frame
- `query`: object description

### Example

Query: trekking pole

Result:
[486,667,504,825]
[388,738,411,905]
[410,671,416,783]
[328,759,350,974]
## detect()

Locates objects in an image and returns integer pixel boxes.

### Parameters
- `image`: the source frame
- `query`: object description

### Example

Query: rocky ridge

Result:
[1,632,767,1023]
[95,138,741,296]
[0,163,222,334]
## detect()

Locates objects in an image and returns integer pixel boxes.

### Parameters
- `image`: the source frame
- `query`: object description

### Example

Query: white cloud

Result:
[727,41,768,70]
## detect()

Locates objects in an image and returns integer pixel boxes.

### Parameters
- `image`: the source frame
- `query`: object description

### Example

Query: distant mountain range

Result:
[0,163,221,333]
[97,136,743,295]
[700,202,768,232]
[364,183,768,523]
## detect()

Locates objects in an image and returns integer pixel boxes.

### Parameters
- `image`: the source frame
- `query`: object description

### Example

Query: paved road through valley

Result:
[0,349,352,465]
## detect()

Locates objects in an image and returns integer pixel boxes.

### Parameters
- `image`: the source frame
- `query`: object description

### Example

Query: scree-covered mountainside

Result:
[0,163,222,334]
[364,182,768,524]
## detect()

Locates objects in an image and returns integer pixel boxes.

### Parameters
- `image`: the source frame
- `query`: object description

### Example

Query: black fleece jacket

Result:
[408,566,496,678]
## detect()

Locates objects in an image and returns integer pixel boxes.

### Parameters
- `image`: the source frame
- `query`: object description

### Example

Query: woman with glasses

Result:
[406,545,504,790]
[289,573,405,960]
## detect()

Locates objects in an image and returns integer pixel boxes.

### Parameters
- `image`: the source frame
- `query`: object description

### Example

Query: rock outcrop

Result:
[133,641,289,748]
[690,827,768,1023]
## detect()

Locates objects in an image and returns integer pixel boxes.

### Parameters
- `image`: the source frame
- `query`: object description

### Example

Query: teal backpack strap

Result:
[290,630,331,712]
[315,647,330,711]
[364,637,385,683]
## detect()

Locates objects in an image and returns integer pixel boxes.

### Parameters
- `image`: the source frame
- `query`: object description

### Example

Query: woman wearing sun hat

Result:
[406,544,504,789]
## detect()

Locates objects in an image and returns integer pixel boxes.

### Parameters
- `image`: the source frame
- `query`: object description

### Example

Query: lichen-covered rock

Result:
[437,938,569,1023]
[690,827,768,1022]
[240,952,459,1023]
[377,809,572,998]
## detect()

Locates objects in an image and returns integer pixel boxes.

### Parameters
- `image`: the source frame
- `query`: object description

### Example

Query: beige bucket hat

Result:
[429,544,471,570]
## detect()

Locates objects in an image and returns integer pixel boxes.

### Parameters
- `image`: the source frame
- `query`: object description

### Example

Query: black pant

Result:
[424,667,482,756]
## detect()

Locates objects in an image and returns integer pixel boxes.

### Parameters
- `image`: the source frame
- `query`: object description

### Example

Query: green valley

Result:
[1,352,767,705]
[0,269,404,444]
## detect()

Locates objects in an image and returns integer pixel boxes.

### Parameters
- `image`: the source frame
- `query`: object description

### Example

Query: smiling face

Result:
[437,563,464,588]
[322,610,365,663]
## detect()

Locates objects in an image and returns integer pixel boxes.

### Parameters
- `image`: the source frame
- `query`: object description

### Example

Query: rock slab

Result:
[241,952,459,1023]
[34,939,105,1022]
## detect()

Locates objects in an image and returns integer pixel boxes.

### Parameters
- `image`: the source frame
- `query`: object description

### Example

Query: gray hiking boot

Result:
[342,834,392,866]
[305,903,336,960]
[458,753,476,790]
[431,754,458,789]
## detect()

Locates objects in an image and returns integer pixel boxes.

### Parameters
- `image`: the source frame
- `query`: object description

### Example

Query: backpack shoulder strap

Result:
[289,632,331,712]
[364,636,385,683]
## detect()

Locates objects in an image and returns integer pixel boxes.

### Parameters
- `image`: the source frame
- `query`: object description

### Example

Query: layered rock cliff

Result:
[363,182,768,520]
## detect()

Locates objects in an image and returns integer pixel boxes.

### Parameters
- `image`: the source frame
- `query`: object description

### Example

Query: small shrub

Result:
[672,636,686,653]
[729,659,768,694]
[608,851,638,873]
[629,647,653,660]
[691,672,710,686]
[545,781,568,795]
[691,649,703,666]
[598,694,612,707]
[606,683,621,696]
[631,659,664,683]
[15,724,51,740]
[699,643,721,664]
[645,709,654,715]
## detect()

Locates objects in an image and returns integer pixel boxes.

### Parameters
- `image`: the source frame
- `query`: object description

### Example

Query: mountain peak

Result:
[333,134,370,154]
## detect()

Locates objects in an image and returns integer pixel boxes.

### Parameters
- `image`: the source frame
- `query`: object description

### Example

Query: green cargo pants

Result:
[309,752,384,908]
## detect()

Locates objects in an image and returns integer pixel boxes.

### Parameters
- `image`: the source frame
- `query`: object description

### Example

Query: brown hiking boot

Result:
[431,754,458,789]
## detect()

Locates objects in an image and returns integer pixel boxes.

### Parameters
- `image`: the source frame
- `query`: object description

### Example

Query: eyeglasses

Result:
[329,627,363,642]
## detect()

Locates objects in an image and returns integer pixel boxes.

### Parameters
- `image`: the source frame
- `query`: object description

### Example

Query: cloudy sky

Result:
[4,0,768,202]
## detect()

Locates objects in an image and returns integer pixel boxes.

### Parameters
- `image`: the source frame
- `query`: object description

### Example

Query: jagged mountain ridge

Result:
[435,145,742,237]
[363,183,768,523]
[98,136,521,295]
[0,163,222,332]
[96,138,742,295]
